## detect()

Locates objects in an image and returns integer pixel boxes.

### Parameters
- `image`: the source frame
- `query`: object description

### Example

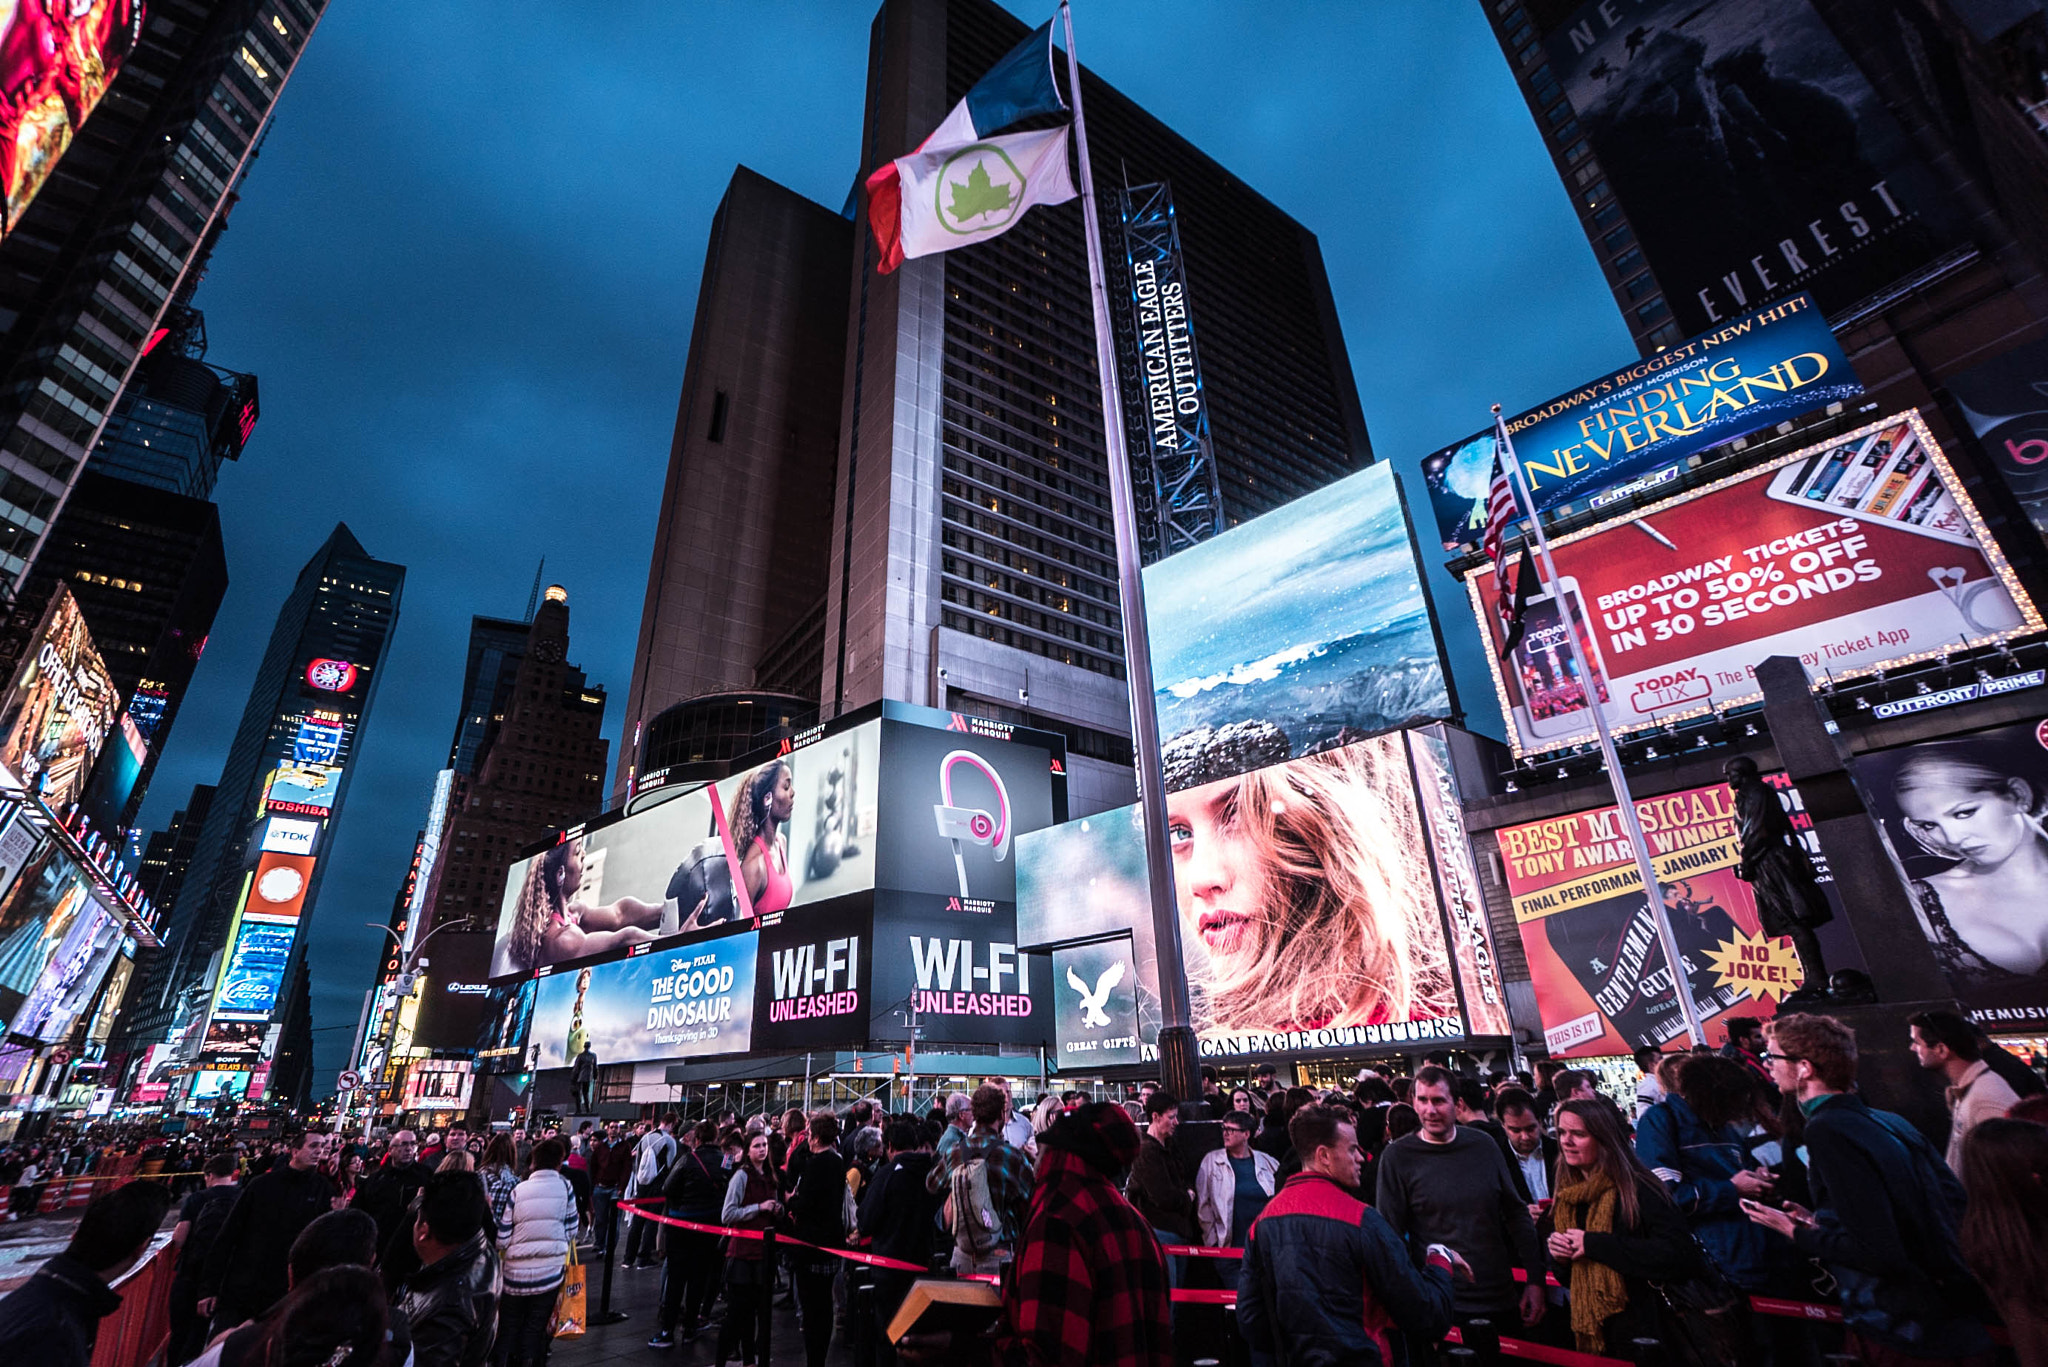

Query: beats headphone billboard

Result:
[876,718,1057,904]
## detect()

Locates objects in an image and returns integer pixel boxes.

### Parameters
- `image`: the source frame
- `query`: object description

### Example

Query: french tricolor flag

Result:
[864,20,1075,274]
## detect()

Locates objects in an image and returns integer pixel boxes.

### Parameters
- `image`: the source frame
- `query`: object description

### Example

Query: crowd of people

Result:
[0,1010,2044,1367]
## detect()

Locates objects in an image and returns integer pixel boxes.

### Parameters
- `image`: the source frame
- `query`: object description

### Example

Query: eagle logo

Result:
[1066,961,1125,1029]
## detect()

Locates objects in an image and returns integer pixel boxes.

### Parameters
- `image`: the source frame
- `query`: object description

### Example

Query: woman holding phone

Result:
[1546,1099,1699,1355]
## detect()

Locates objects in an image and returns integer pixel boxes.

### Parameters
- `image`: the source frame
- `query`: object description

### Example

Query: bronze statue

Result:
[1725,756,1833,1003]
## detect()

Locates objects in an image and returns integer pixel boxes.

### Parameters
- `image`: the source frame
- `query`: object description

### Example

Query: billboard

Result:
[1142,462,1449,779]
[754,896,872,1052]
[292,714,346,765]
[715,720,881,917]
[872,717,1061,906]
[0,0,142,241]
[199,1018,266,1067]
[1407,729,1511,1036]
[128,1042,177,1105]
[1943,336,2048,550]
[473,979,536,1074]
[1018,730,1469,1061]
[1422,295,1858,548]
[1850,718,2048,1030]
[1471,412,2041,756]
[259,816,320,857]
[76,712,146,837]
[1050,937,1146,1069]
[246,852,314,923]
[0,585,122,812]
[1545,0,1963,337]
[867,893,1052,1048]
[7,898,118,1043]
[263,762,340,816]
[212,916,295,1020]
[0,810,43,912]
[1497,778,1857,1057]
[403,1058,475,1113]
[0,849,93,1020]
[527,927,757,1068]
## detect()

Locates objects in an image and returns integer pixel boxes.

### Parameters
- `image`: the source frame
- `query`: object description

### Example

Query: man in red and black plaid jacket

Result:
[900,1101,1172,1367]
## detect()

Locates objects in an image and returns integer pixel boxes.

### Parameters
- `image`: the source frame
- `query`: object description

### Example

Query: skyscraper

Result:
[123,524,402,1081]
[614,167,852,803]
[821,0,1375,814]
[449,614,531,780]
[406,588,607,1050]
[87,308,259,501]
[0,0,323,595]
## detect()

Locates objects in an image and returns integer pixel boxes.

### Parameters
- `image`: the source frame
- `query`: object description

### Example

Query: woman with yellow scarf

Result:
[1543,1099,1702,1354]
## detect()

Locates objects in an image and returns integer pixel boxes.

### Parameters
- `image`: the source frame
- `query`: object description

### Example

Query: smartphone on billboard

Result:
[1511,576,1613,741]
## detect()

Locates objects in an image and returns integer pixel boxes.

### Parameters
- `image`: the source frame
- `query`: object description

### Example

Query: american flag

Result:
[1484,423,1537,659]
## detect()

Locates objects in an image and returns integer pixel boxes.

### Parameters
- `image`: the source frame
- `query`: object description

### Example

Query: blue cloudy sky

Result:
[133,1,1633,1087]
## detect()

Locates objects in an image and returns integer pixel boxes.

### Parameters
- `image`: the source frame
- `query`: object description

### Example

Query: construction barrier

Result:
[87,1233,175,1367]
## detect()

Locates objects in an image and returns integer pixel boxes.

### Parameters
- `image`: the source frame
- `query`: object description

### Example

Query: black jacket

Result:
[788,1145,850,1250]
[1547,1174,1700,1354]
[1128,1133,1196,1243]
[201,1164,339,1320]
[857,1150,945,1271]
[173,1183,239,1288]
[1501,1135,1560,1206]
[396,1232,498,1367]
[659,1141,726,1220]
[0,1253,122,1367]
[352,1157,433,1250]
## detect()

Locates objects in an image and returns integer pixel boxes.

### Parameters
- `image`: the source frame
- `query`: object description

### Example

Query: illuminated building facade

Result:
[0,0,322,595]
[123,524,402,1104]
[823,0,1375,815]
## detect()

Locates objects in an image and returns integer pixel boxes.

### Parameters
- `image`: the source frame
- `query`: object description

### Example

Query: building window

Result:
[1623,272,1657,301]
[1610,246,1643,276]
[1637,297,1671,325]
[1591,201,1624,229]
[1647,322,1685,348]
[1562,140,1591,164]
[707,389,729,443]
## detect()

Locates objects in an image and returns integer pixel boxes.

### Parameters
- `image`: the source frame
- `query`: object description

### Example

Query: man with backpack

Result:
[647,1121,726,1349]
[924,1085,1032,1277]
[1747,1013,1998,1362]
[622,1112,679,1269]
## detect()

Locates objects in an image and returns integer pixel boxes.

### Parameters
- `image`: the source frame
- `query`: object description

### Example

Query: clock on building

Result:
[304,658,358,692]
[533,638,563,664]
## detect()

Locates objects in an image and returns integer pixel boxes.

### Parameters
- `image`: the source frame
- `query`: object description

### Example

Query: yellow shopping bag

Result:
[549,1246,587,1339]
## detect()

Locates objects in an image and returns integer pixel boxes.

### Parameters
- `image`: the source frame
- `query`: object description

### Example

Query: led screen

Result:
[1142,462,1449,784]
[753,896,872,1052]
[76,712,145,837]
[527,928,756,1067]
[1851,717,2048,1030]
[0,0,143,241]
[1544,0,1963,337]
[473,979,536,1074]
[1407,729,1511,1036]
[715,720,881,917]
[246,852,314,922]
[212,917,296,1020]
[1421,294,1858,548]
[190,1069,251,1101]
[264,762,339,816]
[1945,336,2048,551]
[873,715,1059,905]
[1018,730,1468,1060]
[128,1042,176,1104]
[1470,412,2041,756]
[7,898,118,1043]
[292,714,345,765]
[0,849,93,1015]
[0,586,122,813]
[403,1058,475,1112]
[259,816,320,856]
[867,892,1053,1048]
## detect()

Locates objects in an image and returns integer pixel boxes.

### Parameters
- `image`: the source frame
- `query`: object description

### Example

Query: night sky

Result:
[132,2,1633,1089]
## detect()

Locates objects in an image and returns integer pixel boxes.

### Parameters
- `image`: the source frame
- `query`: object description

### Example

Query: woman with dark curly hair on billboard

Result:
[1167,735,1455,1033]
[505,837,664,973]
[728,760,795,916]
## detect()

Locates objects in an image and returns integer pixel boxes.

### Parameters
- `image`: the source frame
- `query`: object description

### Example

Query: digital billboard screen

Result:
[0,585,122,813]
[873,715,1060,906]
[292,714,346,765]
[259,816,320,857]
[527,927,757,1068]
[7,897,118,1044]
[76,712,146,837]
[0,0,143,241]
[199,1018,266,1066]
[474,979,536,1074]
[1142,462,1449,781]
[1018,730,1469,1061]
[1407,729,1511,1036]
[1543,0,1963,337]
[264,762,340,816]
[714,720,881,918]
[128,1041,177,1105]
[0,849,93,1019]
[1470,411,2041,756]
[1944,336,2048,551]
[1499,778,1858,1057]
[1421,294,1858,548]
[867,892,1051,1049]
[212,917,296,1020]
[754,896,872,1052]
[403,1058,475,1113]
[246,852,314,923]
[1850,717,2048,1030]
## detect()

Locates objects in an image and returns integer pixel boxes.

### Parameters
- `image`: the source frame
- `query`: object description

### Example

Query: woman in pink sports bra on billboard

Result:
[729,760,796,915]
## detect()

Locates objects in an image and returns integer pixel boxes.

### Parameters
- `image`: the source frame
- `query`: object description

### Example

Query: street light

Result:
[356,917,476,1111]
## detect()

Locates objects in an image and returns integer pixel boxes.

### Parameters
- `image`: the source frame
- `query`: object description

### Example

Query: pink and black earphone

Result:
[934,749,1011,897]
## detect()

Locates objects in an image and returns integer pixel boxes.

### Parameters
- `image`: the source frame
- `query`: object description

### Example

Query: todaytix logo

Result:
[942,894,996,915]
[768,936,861,1022]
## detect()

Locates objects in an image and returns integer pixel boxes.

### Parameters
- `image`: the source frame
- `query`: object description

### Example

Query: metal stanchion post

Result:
[590,1199,628,1326]
[759,1230,777,1365]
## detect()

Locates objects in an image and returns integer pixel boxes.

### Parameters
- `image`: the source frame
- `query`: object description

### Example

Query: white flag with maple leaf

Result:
[889,126,1076,266]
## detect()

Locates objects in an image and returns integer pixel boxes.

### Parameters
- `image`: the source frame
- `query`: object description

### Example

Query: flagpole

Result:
[1493,406,1705,1048]
[1059,0,1201,1105]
